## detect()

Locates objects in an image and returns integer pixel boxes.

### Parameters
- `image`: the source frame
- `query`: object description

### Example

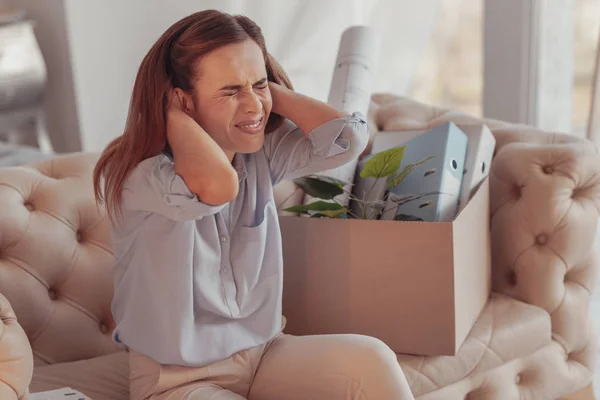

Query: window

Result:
[573,0,600,137]
[408,0,483,118]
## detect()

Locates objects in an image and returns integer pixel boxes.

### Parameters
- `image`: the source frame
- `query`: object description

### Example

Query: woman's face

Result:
[186,39,273,160]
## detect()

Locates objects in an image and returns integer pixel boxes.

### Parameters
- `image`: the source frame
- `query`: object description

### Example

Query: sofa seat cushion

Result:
[26,295,550,400]
[397,293,552,397]
[29,351,129,400]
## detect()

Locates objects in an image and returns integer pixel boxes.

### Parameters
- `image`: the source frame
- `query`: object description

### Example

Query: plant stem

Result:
[361,176,384,220]
[347,209,359,219]
[364,178,379,205]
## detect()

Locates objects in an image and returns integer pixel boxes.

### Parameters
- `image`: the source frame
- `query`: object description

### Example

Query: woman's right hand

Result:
[165,88,239,206]
[166,89,196,139]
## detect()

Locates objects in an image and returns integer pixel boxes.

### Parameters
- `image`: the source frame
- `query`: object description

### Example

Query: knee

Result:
[320,335,413,397]
[342,335,399,370]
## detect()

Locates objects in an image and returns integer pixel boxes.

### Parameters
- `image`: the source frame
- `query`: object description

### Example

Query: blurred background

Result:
[1,0,598,154]
[0,0,598,395]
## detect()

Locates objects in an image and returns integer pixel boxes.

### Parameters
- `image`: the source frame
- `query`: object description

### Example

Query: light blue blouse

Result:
[109,112,369,367]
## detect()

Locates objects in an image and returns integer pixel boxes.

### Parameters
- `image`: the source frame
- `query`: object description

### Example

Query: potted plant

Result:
[283,145,439,221]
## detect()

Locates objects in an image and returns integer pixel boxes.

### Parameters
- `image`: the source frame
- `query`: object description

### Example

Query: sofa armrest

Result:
[490,139,600,362]
[0,293,33,400]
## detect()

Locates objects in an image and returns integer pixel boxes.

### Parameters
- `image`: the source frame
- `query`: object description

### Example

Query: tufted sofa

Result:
[0,94,598,400]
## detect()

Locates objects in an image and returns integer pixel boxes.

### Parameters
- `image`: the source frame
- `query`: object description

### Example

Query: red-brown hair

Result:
[93,10,293,221]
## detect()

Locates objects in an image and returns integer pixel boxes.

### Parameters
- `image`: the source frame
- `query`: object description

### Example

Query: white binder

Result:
[456,124,496,212]
[381,122,468,222]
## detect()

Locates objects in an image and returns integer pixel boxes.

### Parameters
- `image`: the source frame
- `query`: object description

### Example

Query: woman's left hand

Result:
[266,81,347,136]
[268,81,286,117]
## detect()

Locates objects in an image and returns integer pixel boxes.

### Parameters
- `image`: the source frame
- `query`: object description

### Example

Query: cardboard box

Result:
[279,178,492,356]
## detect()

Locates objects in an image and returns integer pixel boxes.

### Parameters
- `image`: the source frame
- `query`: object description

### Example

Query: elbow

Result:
[341,121,369,160]
[184,167,239,206]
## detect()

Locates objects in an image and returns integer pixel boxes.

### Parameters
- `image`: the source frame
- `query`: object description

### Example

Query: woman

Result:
[93,9,414,400]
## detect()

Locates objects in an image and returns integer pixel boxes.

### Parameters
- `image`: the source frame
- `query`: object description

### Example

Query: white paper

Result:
[30,387,91,400]
[303,25,380,207]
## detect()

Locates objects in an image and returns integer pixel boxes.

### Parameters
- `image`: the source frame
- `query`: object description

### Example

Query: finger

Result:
[167,89,180,110]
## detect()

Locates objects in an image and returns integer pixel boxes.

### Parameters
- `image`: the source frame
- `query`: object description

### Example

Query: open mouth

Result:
[236,117,263,129]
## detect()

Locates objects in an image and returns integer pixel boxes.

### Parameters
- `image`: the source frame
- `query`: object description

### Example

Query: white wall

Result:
[15,0,441,152]
[61,0,363,151]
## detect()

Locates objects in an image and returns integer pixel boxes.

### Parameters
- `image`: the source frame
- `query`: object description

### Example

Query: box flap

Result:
[453,177,492,348]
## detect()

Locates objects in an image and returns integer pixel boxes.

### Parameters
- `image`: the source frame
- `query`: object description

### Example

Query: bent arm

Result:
[120,105,240,221]
[167,107,239,206]
[269,81,348,136]
[265,83,369,184]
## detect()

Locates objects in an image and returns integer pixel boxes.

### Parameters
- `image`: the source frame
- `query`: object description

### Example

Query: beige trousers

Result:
[129,332,415,400]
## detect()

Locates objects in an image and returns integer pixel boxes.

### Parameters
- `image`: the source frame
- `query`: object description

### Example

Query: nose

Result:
[241,90,262,115]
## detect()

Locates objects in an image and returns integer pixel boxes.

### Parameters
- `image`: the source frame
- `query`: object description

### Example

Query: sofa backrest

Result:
[0,152,119,366]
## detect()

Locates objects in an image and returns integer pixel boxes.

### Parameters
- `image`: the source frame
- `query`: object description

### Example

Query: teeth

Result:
[239,119,261,129]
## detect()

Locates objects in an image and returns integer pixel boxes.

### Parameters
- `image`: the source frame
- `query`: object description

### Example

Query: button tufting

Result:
[76,231,83,242]
[48,289,57,300]
[515,373,522,384]
[512,184,522,199]
[24,202,34,211]
[508,270,518,286]
[542,165,554,174]
[463,388,485,400]
[535,234,548,245]
[99,323,108,334]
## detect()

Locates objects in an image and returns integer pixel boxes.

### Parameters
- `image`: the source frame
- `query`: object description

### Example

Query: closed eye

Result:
[225,85,266,97]
[220,78,267,95]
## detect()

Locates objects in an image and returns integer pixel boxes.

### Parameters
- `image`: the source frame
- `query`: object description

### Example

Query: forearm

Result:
[264,82,369,183]
[167,110,238,205]
[269,82,348,136]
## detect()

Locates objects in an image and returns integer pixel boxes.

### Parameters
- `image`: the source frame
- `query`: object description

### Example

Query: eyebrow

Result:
[218,78,267,91]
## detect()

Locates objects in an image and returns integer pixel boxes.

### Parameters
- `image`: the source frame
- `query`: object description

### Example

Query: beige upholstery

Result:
[0,153,120,368]
[0,94,598,399]
[0,293,32,400]
[397,293,552,396]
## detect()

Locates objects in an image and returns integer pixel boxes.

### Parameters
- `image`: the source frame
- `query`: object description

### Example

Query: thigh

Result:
[248,334,414,400]
[129,348,260,400]
[152,382,246,400]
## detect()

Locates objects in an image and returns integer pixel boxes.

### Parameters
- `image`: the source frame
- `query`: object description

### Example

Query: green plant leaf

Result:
[315,208,349,218]
[360,145,406,179]
[316,175,347,188]
[284,201,344,214]
[388,156,436,187]
[293,176,345,200]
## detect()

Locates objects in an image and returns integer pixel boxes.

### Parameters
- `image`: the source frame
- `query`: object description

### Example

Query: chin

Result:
[236,135,265,154]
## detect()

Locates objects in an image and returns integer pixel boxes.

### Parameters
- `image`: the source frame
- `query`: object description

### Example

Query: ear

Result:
[173,88,195,114]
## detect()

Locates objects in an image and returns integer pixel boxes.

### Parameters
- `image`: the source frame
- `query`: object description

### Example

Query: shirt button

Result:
[221,235,228,242]
[221,265,230,273]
